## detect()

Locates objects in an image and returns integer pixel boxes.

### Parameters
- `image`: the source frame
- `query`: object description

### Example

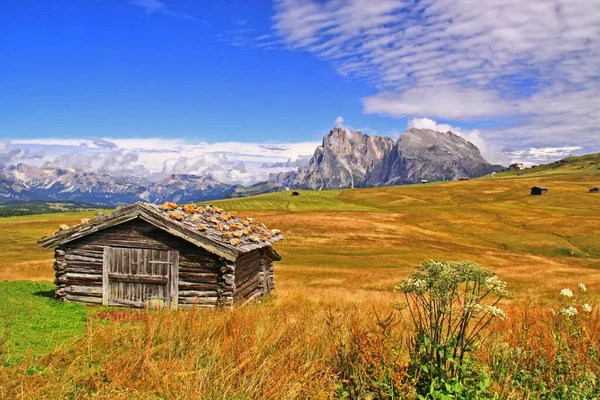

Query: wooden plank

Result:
[65,272,102,280]
[108,298,145,308]
[108,273,168,285]
[64,254,102,262]
[170,250,179,310]
[178,290,218,297]
[64,265,103,274]
[102,246,109,306]
[178,281,218,291]
[178,265,220,274]
[69,285,102,296]
[235,280,261,301]
[178,272,219,282]
[38,204,141,248]
[66,294,103,305]
[242,291,263,305]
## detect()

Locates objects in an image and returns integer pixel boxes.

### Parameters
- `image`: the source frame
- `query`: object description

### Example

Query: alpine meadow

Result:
[1,155,599,398]
[2,0,600,398]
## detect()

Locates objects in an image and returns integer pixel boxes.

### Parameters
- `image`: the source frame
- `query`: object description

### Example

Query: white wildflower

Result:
[485,276,511,297]
[583,304,592,313]
[560,306,578,317]
[395,277,427,293]
[560,288,573,298]
[579,283,587,292]
[549,308,556,316]
[484,305,508,320]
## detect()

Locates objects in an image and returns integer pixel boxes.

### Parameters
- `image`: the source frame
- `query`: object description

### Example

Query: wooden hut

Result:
[291,191,300,196]
[38,202,283,309]
[590,187,599,193]
[530,186,548,195]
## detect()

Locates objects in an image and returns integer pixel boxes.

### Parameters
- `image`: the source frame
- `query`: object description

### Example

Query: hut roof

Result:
[38,202,283,261]
[531,186,548,190]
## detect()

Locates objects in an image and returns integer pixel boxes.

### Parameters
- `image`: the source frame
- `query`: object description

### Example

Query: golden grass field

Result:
[1,157,599,398]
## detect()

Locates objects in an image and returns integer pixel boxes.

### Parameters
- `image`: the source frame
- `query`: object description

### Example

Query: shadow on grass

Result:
[34,290,55,299]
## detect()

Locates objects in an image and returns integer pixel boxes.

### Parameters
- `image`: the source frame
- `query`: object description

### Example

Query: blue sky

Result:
[1,0,598,184]
[1,0,404,141]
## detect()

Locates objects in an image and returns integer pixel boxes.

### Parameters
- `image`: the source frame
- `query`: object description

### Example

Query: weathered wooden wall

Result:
[52,217,276,309]
[54,218,222,308]
[232,248,275,305]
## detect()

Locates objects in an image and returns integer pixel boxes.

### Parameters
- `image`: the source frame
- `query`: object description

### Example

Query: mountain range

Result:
[269,127,504,189]
[0,128,504,205]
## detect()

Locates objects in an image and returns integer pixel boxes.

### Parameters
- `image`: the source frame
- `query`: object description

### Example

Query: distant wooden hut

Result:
[421,180,428,184]
[38,202,283,309]
[590,187,599,193]
[459,177,470,181]
[291,191,300,196]
[530,186,548,195]
[509,163,525,171]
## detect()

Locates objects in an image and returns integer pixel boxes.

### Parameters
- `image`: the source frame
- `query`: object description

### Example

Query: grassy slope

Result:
[0,211,102,280]
[0,281,86,367]
[0,157,599,368]
[210,189,385,212]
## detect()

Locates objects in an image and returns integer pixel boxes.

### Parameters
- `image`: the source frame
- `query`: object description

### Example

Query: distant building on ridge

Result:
[530,186,548,196]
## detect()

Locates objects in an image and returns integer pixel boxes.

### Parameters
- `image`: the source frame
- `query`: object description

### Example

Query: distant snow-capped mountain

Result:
[0,162,238,206]
[0,127,507,206]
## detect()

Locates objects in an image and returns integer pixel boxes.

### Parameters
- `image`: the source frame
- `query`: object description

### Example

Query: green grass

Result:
[0,281,87,367]
[208,189,385,212]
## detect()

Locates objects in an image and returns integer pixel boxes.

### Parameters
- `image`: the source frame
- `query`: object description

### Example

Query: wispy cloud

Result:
[129,0,198,21]
[252,0,600,152]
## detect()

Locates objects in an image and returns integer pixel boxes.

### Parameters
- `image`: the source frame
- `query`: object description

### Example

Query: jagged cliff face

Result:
[270,127,504,189]
[271,127,394,189]
[365,128,502,185]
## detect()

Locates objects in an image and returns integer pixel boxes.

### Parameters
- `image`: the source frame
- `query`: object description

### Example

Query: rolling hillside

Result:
[1,156,599,397]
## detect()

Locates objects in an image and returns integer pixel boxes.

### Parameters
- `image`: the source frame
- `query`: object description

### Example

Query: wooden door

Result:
[102,247,179,309]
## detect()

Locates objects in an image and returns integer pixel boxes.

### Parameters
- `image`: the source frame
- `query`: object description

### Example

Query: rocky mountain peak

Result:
[270,126,504,189]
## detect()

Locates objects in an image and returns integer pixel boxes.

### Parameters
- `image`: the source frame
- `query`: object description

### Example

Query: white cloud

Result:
[129,0,197,21]
[334,116,344,126]
[260,0,600,152]
[7,138,320,185]
[364,87,514,119]
[504,146,583,164]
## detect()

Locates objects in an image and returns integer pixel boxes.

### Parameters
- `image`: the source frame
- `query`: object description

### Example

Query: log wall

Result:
[54,218,222,308]
[233,248,275,305]
[52,217,276,309]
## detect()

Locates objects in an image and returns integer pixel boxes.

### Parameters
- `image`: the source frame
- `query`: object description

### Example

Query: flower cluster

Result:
[560,306,578,317]
[484,305,508,320]
[395,277,427,294]
[583,303,592,313]
[560,288,574,298]
[554,283,593,318]
[485,276,512,297]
